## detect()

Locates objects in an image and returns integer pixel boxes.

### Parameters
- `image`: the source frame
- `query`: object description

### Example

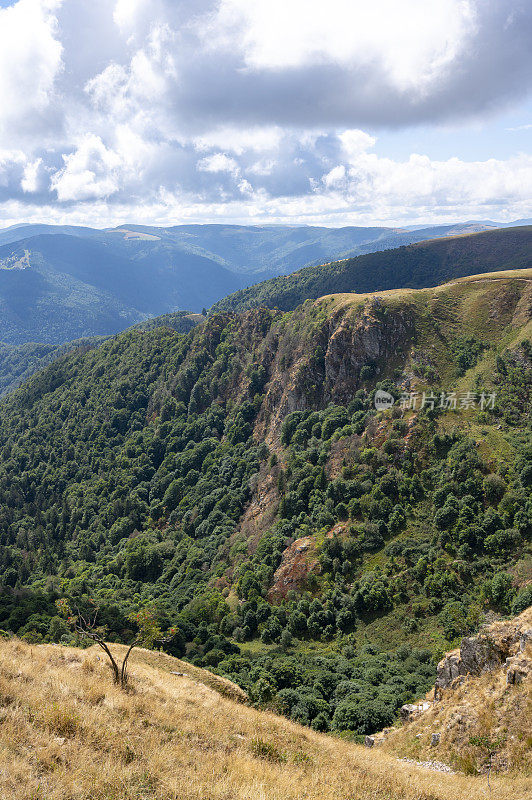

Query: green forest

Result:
[213,226,532,313]
[0,312,201,399]
[0,276,530,737]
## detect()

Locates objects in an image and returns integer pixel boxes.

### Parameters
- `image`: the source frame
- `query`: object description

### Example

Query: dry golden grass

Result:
[316,267,532,312]
[121,643,249,704]
[384,642,532,778]
[0,639,531,800]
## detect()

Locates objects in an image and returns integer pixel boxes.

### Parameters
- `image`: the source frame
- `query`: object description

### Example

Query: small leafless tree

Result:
[56,599,176,689]
[469,735,506,793]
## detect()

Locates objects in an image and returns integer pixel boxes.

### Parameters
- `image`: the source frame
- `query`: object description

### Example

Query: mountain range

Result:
[0,219,529,345]
[213,226,532,312]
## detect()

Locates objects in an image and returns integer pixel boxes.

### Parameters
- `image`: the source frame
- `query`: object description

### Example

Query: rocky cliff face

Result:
[323,299,413,398]
[255,297,414,445]
[435,608,532,692]
[229,297,416,542]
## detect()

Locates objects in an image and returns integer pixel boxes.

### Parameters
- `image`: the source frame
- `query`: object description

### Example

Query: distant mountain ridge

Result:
[213,226,532,313]
[0,233,241,344]
[0,220,528,344]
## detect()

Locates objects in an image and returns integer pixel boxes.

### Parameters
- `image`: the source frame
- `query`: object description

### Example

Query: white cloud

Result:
[217,0,476,90]
[51,135,121,201]
[113,0,151,35]
[197,153,240,177]
[339,130,376,162]
[317,150,532,222]
[247,159,276,176]
[193,126,283,155]
[84,21,176,117]
[0,0,529,225]
[21,158,45,193]
[4,144,528,227]
[0,149,27,188]
[0,0,63,145]
[323,165,346,189]
[128,23,177,99]
[85,63,130,114]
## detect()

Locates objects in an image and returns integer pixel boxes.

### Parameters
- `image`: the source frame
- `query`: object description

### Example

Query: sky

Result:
[0,0,531,228]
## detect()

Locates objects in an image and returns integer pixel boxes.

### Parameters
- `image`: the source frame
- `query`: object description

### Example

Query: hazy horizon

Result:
[1,217,531,234]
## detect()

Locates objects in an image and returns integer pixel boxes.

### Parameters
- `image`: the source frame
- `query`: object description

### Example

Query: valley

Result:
[0,267,529,752]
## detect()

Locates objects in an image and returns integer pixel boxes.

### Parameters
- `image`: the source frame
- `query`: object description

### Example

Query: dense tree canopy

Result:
[0,299,530,736]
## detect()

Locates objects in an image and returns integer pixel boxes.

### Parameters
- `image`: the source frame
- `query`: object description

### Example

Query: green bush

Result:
[511,586,532,615]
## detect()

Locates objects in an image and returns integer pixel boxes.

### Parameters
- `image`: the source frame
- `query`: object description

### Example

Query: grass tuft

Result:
[42,703,81,737]
[250,738,287,763]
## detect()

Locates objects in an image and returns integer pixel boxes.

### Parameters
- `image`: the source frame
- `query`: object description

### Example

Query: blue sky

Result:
[376,103,532,164]
[0,0,530,228]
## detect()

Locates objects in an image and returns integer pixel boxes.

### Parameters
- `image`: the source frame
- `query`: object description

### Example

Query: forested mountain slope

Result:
[0,313,203,398]
[212,226,532,312]
[0,338,104,398]
[0,269,530,739]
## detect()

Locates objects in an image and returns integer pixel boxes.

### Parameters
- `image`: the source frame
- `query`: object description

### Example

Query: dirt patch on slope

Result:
[269,523,348,600]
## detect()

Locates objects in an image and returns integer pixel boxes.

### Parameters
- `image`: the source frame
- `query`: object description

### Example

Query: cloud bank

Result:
[0,0,530,226]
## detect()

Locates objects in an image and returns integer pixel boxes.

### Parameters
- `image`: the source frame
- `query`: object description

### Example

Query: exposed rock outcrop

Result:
[505,654,530,685]
[256,298,414,444]
[268,535,319,600]
[400,701,431,721]
[435,608,532,692]
[383,607,532,775]
[268,523,347,600]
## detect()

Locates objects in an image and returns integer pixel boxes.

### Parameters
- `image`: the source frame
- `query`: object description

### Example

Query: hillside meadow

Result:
[0,638,531,800]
